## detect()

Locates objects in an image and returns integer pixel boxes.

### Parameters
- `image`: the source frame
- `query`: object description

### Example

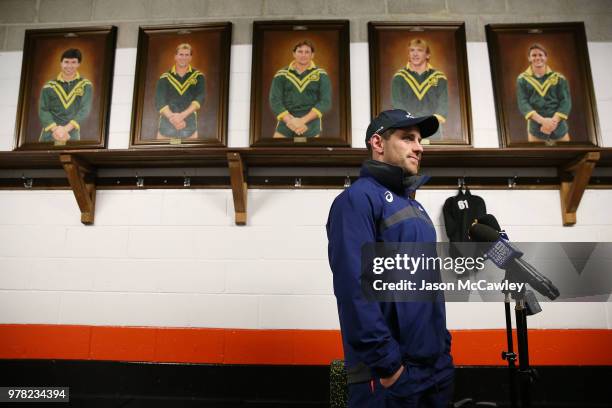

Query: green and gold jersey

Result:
[269,61,332,137]
[270,62,331,119]
[517,66,571,140]
[38,72,93,142]
[155,65,205,138]
[391,63,448,129]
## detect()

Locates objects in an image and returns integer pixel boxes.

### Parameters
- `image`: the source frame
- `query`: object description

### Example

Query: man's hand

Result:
[287,117,307,135]
[542,122,559,135]
[282,114,295,125]
[283,115,299,132]
[539,117,554,135]
[293,118,308,135]
[531,112,555,135]
[379,365,405,389]
[537,116,559,136]
[51,126,63,141]
[168,112,184,127]
[294,127,307,135]
[168,113,187,130]
[550,117,560,133]
[539,125,552,135]
[52,126,70,141]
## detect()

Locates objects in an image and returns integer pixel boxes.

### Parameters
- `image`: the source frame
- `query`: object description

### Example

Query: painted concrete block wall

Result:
[1,187,611,330]
[0,1,611,332]
[1,0,612,50]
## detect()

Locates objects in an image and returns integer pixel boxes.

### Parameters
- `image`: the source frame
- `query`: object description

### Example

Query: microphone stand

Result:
[501,280,540,408]
[502,292,519,408]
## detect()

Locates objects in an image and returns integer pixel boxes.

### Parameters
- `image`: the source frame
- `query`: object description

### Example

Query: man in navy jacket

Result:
[327,109,454,407]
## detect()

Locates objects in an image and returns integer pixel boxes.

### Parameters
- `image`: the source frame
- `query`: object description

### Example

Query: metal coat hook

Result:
[183,176,191,187]
[294,177,302,188]
[22,175,33,189]
[508,176,517,189]
[344,176,351,188]
[136,173,144,188]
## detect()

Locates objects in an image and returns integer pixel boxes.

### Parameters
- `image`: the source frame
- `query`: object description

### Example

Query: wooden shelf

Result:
[1,147,611,225]
[3,146,611,169]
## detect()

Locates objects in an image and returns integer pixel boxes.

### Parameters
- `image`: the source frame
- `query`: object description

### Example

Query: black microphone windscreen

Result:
[477,214,502,232]
[468,223,500,243]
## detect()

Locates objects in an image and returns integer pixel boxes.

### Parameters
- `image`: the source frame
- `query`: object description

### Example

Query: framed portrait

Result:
[368,22,472,146]
[250,20,351,147]
[130,23,232,148]
[14,26,117,150]
[486,22,600,147]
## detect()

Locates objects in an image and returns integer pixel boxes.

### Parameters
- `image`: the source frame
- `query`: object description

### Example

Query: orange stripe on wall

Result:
[0,325,610,366]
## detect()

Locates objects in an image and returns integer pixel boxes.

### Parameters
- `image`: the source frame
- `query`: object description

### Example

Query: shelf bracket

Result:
[559,151,600,226]
[227,152,247,225]
[60,154,97,225]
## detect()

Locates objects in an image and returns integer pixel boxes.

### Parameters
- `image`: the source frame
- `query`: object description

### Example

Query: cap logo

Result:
[405,112,414,118]
[384,191,393,203]
[376,126,384,133]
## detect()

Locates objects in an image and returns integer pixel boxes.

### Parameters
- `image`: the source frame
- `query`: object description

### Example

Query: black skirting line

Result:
[0,360,610,407]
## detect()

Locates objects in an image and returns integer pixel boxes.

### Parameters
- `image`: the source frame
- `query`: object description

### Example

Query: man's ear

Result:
[369,134,384,155]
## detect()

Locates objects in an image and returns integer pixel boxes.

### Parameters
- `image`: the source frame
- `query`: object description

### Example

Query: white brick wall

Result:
[0,258,33,289]
[0,187,611,329]
[227,44,251,147]
[0,51,21,151]
[258,295,339,329]
[0,224,68,258]
[225,260,333,295]
[107,48,137,149]
[0,43,611,330]
[350,43,370,148]
[0,291,61,324]
[467,43,500,148]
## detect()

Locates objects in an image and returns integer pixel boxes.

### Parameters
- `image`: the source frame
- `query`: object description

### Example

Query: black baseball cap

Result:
[365,109,439,147]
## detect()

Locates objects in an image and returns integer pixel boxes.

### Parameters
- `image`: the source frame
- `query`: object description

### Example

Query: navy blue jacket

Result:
[326,160,453,388]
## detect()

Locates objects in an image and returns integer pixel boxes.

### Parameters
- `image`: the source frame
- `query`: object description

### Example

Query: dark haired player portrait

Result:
[268,39,331,139]
[38,48,93,142]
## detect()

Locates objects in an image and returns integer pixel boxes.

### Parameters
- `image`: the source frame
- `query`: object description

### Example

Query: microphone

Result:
[472,214,508,240]
[468,218,560,300]
[475,214,502,231]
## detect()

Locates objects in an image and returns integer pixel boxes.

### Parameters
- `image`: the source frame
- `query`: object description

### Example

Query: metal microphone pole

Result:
[501,273,541,408]
[515,294,536,408]
[502,292,519,408]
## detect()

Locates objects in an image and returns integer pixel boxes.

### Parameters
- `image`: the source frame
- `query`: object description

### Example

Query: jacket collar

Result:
[524,65,552,77]
[171,64,193,75]
[361,160,429,196]
[289,60,316,72]
[405,62,433,72]
[57,71,81,82]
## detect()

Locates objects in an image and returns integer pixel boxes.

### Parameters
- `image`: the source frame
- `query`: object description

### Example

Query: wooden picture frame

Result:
[14,26,117,150]
[250,20,351,147]
[368,22,472,146]
[130,23,232,148]
[486,22,600,148]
